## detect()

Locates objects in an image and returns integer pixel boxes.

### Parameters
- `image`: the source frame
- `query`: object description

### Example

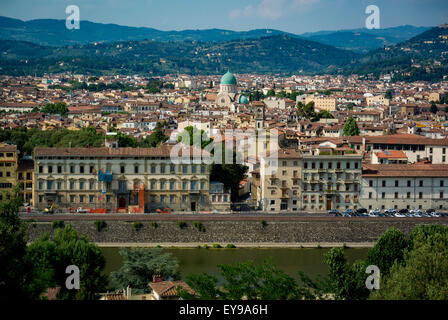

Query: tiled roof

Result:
[149,281,196,297]
[363,163,448,177]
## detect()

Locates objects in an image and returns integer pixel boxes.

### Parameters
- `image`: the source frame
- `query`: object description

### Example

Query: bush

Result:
[317,244,322,249]
[260,220,268,228]
[51,220,64,229]
[193,221,206,232]
[342,243,348,249]
[226,244,236,248]
[94,220,107,232]
[213,243,222,249]
[203,244,209,249]
[177,221,187,229]
[133,222,143,231]
[151,221,158,229]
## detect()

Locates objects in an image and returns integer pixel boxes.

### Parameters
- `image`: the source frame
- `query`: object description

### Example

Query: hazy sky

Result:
[1,0,447,33]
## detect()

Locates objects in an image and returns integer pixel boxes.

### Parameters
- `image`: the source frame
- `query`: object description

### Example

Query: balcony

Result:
[98,170,113,182]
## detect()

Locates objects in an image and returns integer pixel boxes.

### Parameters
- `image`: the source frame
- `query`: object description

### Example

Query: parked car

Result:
[399,208,409,214]
[425,208,435,214]
[431,212,441,217]
[328,209,339,215]
[356,208,367,214]
[76,207,89,213]
[394,213,406,218]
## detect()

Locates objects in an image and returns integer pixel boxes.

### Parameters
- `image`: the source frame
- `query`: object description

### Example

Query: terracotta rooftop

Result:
[149,281,196,298]
[363,163,448,177]
[374,150,408,159]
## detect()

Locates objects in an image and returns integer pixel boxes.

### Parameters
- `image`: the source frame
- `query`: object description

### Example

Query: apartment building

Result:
[33,145,213,213]
[0,143,18,202]
[260,149,302,212]
[260,149,363,212]
[360,164,448,211]
[17,159,34,205]
[301,154,362,211]
[305,95,336,111]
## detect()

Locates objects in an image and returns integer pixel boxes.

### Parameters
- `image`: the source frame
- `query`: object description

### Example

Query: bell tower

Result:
[254,104,265,130]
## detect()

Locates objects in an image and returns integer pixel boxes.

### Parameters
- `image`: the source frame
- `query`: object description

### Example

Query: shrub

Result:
[213,243,222,248]
[342,243,348,249]
[193,221,206,232]
[133,222,143,231]
[94,220,107,232]
[151,221,158,229]
[260,220,268,228]
[203,244,209,249]
[51,220,64,229]
[196,245,201,249]
[177,221,187,229]
[226,243,236,249]
[317,244,322,249]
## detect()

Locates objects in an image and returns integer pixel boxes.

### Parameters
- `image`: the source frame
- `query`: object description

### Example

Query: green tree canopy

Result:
[343,117,360,136]
[41,102,68,117]
[430,101,438,114]
[109,248,180,294]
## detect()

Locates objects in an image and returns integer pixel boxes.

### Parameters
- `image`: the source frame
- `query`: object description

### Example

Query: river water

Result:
[101,247,369,281]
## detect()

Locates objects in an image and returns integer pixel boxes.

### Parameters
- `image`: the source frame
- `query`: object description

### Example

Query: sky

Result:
[1,0,447,33]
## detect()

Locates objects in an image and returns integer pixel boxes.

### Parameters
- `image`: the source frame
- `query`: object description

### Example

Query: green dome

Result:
[238,94,249,104]
[220,71,237,85]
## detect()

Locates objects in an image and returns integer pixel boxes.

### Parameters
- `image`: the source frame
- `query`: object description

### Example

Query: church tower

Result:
[254,103,265,130]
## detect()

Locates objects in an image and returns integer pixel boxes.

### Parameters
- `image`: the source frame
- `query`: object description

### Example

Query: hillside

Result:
[0,16,430,53]
[350,25,448,82]
[0,35,359,76]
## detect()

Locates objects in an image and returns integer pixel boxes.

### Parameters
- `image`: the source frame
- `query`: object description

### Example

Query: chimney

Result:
[153,274,163,283]
[126,285,131,300]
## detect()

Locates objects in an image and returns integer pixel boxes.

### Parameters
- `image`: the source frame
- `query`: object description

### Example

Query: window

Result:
[282,161,287,166]
[170,181,175,190]
[182,195,187,203]
[319,162,323,169]
[345,195,350,203]
[369,180,373,187]
[328,162,332,169]
[394,192,398,199]
[134,165,139,174]
[441,180,444,187]
[407,180,411,187]
[70,181,75,190]
[381,192,385,199]
[48,165,53,173]
[354,162,359,169]
[161,165,166,174]
[89,195,95,203]
[200,181,206,190]
[70,165,75,174]
[39,165,43,173]
[57,181,62,190]
[90,181,95,190]
[79,195,84,203]
[170,195,175,203]
[160,195,166,203]
[304,162,308,169]
[192,165,197,174]
[57,165,62,173]
[346,162,350,169]
[419,180,423,187]
[160,181,165,190]
[120,165,125,174]
[79,181,84,190]
[407,192,411,199]
[171,165,176,173]
[441,192,444,199]
[89,165,94,173]
[382,180,386,187]
[395,180,399,187]
[80,165,84,174]
[106,195,111,203]
[191,181,197,190]
[419,192,423,199]
[47,181,53,190]
[182,181,188,190]
[151,165,156,173]
[182,165,188,174]
[368,192,372,199]
[70,195,75,203]
[311,162,315,169]
[337,162,341,169]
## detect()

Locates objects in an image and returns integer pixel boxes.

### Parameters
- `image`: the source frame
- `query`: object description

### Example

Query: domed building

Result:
[215,71,248,107]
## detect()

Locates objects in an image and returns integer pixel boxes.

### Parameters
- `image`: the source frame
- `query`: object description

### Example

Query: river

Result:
[100,247,369,281]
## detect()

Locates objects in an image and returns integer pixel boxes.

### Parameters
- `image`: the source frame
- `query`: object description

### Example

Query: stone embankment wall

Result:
[26,219,448,244]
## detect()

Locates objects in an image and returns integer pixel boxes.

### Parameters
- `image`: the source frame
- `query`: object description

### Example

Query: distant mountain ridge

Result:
[0,16,432,53]
[0,34,359,76]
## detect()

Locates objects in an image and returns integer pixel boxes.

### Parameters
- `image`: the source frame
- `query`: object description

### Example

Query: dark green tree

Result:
[343,117,360,136]
[138,122,169,147]
[430,102,438,114]
[109,248,180,294]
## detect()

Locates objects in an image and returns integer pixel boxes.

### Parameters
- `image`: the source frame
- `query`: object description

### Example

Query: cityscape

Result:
[1,0,448,307]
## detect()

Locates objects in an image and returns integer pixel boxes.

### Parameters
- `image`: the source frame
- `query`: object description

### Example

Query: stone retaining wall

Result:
[26,219,448,244]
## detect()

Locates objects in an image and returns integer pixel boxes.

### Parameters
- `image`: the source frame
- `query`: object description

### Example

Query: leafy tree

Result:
[25,225,108,300]
[109,248,180,294]
[177,126,213,149]
[343,117,360,136]
[365,228,409,278]
[430,101,438,114]
[180,260,312,300]
[324,248,370,300]
[0,186,33,300]
[297,101,317,121]
[249,91,265,101]
[266,89,276,97]
[317,110,334,120]
[41,102,68,117]
[385,90,393,99]
[371,225,448,300]
[138,122,168,147]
